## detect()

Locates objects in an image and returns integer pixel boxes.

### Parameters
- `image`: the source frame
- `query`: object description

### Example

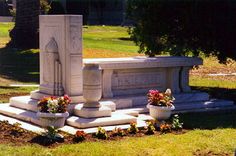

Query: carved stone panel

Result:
[111,68,166,96]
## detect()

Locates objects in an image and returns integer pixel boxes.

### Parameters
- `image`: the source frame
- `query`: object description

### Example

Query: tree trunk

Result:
[8,0,40,49]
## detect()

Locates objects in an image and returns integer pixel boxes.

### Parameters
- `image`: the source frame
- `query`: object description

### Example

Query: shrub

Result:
[160,122,172,133]
[74,130,86,142]
[145,121,156,135]
[171,114,183,131]
[93,127,108,140]
[127,122,139,134]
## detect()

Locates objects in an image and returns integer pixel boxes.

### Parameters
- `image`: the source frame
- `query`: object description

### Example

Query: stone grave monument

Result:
[0,15,234,131]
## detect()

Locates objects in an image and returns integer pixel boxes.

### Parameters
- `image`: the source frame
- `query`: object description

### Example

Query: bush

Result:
[74,130,86,142]
[93,127,108,140]
[127,0,236,63]
[145,121,156,135]
[127,122,139,134]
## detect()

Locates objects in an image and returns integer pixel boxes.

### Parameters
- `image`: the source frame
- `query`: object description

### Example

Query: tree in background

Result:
[7,0,40,49]
[127,0,236,63]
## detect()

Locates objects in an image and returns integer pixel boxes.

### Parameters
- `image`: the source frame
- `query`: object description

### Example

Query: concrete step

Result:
[114,107,149,116]
[174,99,234,110]
[10,96,117,114]
[113,99,235,116]
[0,103,41,126]
[0,113,44,134]
[10,96,38,112]
[66,114,137,129]
[103,91,209,109]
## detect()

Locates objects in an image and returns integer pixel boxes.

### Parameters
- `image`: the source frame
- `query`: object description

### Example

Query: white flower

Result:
[47,99,59,113]
[165,88,172,95]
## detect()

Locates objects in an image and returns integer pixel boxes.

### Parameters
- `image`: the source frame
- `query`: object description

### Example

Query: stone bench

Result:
[84,56,203,99]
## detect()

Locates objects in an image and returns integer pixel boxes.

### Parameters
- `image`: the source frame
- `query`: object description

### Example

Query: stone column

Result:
[102,69,114,98]
[180,67,191,92]
[75,63,112,118]
[166,67,181,93]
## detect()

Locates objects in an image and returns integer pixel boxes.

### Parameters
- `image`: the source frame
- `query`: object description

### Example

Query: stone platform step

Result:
[113,99,235,116]
[66,113,137,129]
[0,103,41,126]
[103,92,209,109]
[0,113,44,134]
[9,96,116,114]
[62,116,149,134]
[10,96,38,112]
[174,99,234,110]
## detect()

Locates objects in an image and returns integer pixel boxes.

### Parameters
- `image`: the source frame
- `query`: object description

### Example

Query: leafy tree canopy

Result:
[127,0,236,63]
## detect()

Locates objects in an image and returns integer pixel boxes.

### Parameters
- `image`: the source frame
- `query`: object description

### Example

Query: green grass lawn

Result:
[0,23,235,155]
[0,128,235,156]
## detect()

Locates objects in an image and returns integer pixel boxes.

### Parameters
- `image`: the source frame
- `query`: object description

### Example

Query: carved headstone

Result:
[31,15,83,103]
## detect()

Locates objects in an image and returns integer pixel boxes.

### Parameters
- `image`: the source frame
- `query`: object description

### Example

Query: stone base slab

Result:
[9,96,77,114]
[0,104,42,126]
[66,114,137,128]
[74,105,112,118]
[103,92,209,109]
[30,90,84,104]
[174,99,234,111]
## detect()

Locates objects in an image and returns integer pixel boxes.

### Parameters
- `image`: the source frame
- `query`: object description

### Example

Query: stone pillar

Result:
[180,67,191,92]
[166,67,181,93]
[102,69,113,98]
[31,15,83,103]
[75,63,112,118]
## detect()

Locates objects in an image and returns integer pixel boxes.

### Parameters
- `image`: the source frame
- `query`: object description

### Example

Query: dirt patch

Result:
[0,120,188,148]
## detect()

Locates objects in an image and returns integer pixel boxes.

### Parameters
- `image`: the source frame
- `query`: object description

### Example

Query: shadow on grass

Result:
[179,110,236,130]
[118,37,133,41]
[191,86,236,103]
[182,86,236,129]
[0,47,39,83]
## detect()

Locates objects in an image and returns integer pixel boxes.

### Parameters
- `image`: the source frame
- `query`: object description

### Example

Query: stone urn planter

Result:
[37,112,69,128]
[147,104,175,120]
[37,95,71,128]
[147,89,175,120]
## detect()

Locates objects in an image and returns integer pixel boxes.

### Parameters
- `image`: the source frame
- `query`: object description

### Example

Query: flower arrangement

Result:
[147,88,175,107]
[38,95,71,113]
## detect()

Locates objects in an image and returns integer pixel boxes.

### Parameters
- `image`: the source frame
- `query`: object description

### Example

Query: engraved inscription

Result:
[111,69,165,90]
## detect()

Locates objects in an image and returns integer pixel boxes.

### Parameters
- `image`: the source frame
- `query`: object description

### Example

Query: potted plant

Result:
[37,95,71,128]
[147,89,175,120]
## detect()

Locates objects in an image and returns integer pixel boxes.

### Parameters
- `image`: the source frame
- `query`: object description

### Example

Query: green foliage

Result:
[127,122,139,134]
[127,0,236,62]
[48,0,65,14]
[93,127,108,140]
[43,126,62,141]
[145,121,156,135]
[171,114,183,130]
[40,0,51,14]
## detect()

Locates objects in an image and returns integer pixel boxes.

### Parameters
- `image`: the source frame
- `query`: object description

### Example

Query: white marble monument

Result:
[31,15,83,103]
[0,15,234,131]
